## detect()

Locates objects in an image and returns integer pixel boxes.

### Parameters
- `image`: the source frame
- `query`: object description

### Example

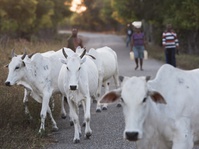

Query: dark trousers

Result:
[126,36,131,47]
[165,48,176,67]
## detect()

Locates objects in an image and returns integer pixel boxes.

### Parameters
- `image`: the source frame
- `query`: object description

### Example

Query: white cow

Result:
[5,50,59,120]
[88,46,120,112]
[58,48,98,143]
[5,48,74,134]
[100,64,199,149]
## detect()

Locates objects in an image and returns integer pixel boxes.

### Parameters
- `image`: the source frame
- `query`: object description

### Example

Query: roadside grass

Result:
[147,44,199,70]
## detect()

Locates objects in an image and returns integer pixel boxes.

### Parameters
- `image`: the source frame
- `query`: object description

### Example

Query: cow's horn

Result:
[11,48,16,58]
[80,49,86,58]
[21,48,27,60]
[28,52,36,58]
[62,48,68,58]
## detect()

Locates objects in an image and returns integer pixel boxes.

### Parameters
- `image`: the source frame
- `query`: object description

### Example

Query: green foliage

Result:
[0,0,37,35]
[0,0,72,39]
[111,0,199,53]
[111,0,137,24]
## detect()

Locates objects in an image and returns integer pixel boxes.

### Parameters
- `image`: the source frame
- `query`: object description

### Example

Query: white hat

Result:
[132,21,142,28]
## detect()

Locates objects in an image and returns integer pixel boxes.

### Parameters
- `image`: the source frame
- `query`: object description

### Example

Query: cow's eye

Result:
[66,67,69,70]
[15,66,20,70]
[142,97,147,103]
[121,98,124,102]
[78,67,81,71]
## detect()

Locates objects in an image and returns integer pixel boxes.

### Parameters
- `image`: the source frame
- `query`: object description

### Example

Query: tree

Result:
[0,0,72,39]
[0,0,37,38]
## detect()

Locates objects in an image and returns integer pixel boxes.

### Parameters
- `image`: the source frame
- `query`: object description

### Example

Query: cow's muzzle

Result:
[125,131,139,141]
[70,85,77,90]
[5,81,11,86]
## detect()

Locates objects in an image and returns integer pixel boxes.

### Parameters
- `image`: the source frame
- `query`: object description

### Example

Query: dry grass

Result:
[147,44,199,70]
[0,34,69,149]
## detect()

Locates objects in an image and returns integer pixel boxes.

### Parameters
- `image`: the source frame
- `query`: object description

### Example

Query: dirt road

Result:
[47,31,199,149]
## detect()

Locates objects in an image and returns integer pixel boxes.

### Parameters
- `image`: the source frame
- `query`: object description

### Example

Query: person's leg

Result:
[135,58,138,70]
[165,48,172,65]
[126,36,130,47]
[171,48,176,67]
[165,49,168,64]
[133,46,139,70]
[139,46,144,70]
[140,58,143,70]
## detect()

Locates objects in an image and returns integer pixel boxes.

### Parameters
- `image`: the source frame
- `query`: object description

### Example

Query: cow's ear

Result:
[4,64,8,68]
[60,58,67,64]
[148,91,166,104]
[119,76,130,87]
[146,76,151,82]
[81,57,86,64]
[22,61,26,67]
[100,88,122,104]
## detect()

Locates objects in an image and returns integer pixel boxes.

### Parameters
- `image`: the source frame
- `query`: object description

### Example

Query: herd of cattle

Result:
[4,46,199,149]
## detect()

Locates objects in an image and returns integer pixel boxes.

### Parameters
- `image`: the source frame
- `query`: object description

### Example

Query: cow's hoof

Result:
[37,129,46,137]
[102,107,107,110]
[93,100,97,103]
[78,104,83,108]
[73,139,80,143]
[52,127,59,132]
[61,114,67,119]
[116,103,122,107]
[85,132,92,139]
[96,109,101,113]
[82,122,86,127]
[70,121,74,126]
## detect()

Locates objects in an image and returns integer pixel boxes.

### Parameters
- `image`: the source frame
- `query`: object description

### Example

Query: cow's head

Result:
[60,48,86,91]
[5,50,27,86]
[100,76,166,142]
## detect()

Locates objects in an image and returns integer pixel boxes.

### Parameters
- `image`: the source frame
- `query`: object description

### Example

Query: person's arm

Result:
[162,32,166,48]
[143,33,147,50]
[175,33,179,49]
[79,38,83,48]
[66,36,71,48]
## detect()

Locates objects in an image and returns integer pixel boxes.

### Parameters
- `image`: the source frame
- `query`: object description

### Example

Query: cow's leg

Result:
[84,96,92,139]
[101,81,109,110]
[39,93,51,134]
[49,96,55,112]
[67,97,81,143]
[62,96,73,126]
[60,95,67,119]
[96,76,103,112]
[113,72,122,107]
[23,88,32,120]
[172,118,194,149]
[81,100,86,127]
[47,105,58,132]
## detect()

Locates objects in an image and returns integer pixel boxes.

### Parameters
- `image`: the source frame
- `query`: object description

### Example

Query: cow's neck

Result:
[144,100,175,140]
[22,64,42,90]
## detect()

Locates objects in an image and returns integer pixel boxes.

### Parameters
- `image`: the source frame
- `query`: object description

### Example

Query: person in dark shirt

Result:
[126,23,133,47]
[67,28,83,52]
[130,23,146,71]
